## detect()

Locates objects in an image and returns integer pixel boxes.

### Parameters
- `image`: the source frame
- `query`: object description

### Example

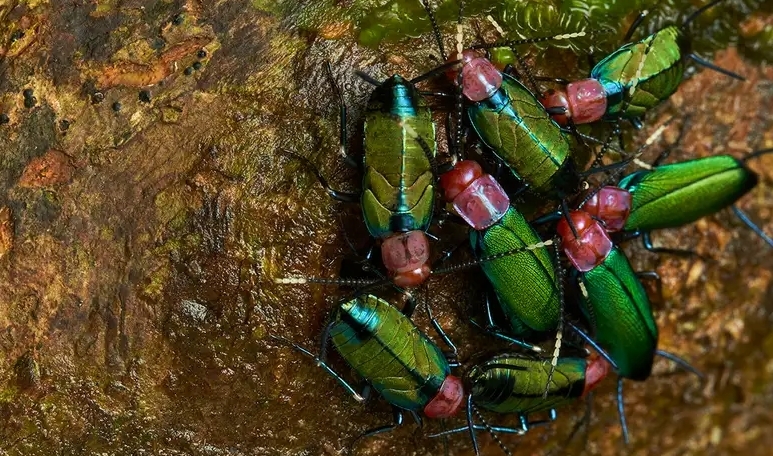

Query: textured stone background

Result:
[1,1,772,455]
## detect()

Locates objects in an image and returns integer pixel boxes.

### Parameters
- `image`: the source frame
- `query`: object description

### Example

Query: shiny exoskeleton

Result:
[362,75,438,287]
[440,160,560,343]
[541,0,743,126]
[557,211,657,380]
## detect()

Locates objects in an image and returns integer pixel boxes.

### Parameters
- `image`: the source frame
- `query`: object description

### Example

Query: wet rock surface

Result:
[0,1,772,455]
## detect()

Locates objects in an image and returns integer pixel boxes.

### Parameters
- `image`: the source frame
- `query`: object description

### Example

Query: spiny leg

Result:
[325,61,360,169]
[284,150,360,202]
[473,292,542,353]
[348,406,405,454]
[271,334,365,403]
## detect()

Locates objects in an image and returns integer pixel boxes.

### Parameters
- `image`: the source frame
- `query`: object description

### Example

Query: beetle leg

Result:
[636,270,663,302]
[617,377,630,444]
[324,61,361,170]
[641,232,704,259]
[732,205,773,248]
[688,53,745,81]
[349,407,405,455]
[271,334,366,403]
[284,150,360,202]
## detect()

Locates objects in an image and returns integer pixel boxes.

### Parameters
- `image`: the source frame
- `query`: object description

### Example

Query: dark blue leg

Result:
[623,11,647,41]
[425,296,459,364]
[271,335,365,403]
[655,349,704,379]
[617,377,630,444]
[410,410,423,428]
[732,205,773,248]
[430,423,527,437]
[531,211,563,226]
[642,231,704,259]
[552,392,594,456]
[522,408,558,429]
[636,270,663,301]
[688,53,745,81]
[354,70,382,87]
[285,150,360,202]
[325,62,360,170]
[566,320,619,371]
[466,394,480,455]
[401,293,418,318]
[354,407,404,443]
[475,293,542,353]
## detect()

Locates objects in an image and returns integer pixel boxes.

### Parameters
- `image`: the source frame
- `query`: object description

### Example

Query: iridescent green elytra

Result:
[619,155,758,231]
[330,294,450,411]
[468,74,576,195]
[592,25,688,119]
[362,75,436,238]
[468,354,587,414]
[579,248,658,381]
[470,207,560,333]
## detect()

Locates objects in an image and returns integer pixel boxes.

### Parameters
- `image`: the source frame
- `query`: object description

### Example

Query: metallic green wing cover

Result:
[580,248,657,381]
[471,207,559,333]
[592,26,685,119]
[469,355,585,414]
[331,295,449,411]
[362,78,436,238]
[619,155,757,231]
[467,74,570,192]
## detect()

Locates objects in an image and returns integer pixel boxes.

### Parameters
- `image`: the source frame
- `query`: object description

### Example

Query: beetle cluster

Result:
[273,1,771,454]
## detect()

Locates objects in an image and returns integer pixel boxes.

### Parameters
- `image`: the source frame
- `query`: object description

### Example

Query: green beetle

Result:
[583,152,773,252]
[275,294,464,441]
[541,0,744,127]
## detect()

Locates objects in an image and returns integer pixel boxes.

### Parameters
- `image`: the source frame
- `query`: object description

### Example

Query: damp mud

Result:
[1,1,772,455]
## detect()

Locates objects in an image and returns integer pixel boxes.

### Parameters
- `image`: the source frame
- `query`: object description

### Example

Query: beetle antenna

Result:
[471,31,588,50]
[432,240,554,275]
[577,118,675,209]
[420,0,447,61]
[682,0,725,29]
[543,238,565,399]
[472,403,513,456]
[587,25,656,175]
[274,276,382,287]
